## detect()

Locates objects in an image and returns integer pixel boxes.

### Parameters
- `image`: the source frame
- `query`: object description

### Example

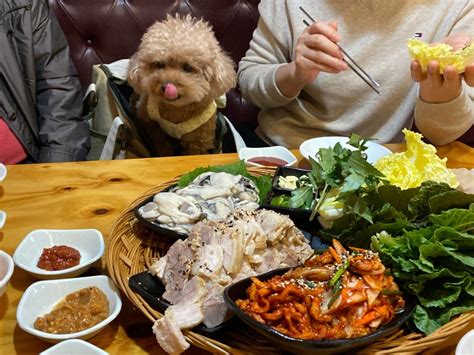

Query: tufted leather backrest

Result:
[49,0,261,127]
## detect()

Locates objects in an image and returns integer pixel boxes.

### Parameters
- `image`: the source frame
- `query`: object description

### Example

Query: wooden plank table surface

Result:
[0,142,473,354]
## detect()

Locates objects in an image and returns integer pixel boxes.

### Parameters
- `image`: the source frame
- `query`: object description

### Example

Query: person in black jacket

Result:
[0,0,90,163]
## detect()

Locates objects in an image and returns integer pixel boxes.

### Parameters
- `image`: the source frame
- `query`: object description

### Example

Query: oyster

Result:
[138,172,260,233]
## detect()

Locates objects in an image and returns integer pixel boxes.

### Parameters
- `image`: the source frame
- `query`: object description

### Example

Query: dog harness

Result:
[146,97,218,139]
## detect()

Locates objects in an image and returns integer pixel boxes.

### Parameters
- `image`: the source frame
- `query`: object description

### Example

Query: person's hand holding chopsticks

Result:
[275,20,348,98]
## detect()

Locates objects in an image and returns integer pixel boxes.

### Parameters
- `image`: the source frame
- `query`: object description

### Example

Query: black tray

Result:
[128,271,233,334]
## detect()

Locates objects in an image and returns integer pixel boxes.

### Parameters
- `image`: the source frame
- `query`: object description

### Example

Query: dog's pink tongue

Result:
[164,83,178,100]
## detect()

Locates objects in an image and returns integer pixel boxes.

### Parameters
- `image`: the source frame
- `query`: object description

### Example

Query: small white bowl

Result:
[239,146,297,167]
[17,275,122,343]
[40,339,108,355]
[0,210,6,229]
[0,163,6,182]
[0,250,14,297]
[299,136,392,164]
[456,329,474,355]
[13,229,105,279]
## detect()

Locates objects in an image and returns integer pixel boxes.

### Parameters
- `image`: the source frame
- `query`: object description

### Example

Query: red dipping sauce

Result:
[247,156,288,166]
[37,245,81,271]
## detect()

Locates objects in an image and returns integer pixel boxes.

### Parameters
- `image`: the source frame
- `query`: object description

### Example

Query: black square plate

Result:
[271,166,311,194]
[261,166,315,225]
[128,271,232,334]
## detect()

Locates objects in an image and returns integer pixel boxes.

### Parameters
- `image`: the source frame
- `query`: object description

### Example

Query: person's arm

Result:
[32,1,90,162]
[413,3,474,145]
[237,1,295,110]
[238,0,347,109]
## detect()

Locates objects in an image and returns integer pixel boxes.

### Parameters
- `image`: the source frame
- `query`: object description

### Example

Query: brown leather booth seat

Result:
[49,0,474,145]
[48,0,261,127]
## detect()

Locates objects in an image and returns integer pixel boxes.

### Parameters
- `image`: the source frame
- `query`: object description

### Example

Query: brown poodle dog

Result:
[127,14,236,156]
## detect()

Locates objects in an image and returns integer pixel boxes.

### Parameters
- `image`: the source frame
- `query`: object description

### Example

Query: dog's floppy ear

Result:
[127,54,146,94]
[208,50,237,98]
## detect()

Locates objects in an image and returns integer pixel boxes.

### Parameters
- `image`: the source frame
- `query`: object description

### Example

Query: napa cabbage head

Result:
[374,129,458,189]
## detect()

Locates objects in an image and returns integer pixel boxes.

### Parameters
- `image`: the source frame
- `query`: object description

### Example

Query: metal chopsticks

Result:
[299,6,381,95]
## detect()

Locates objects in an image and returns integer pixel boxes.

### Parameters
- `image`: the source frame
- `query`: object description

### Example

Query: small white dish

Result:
[17,275,122,343]
[0,250,14,297]
[299,136,392,164]
[456,329,474,355]
[0,210,6,229]
[239,146,298,167]
[40,339,108,355]
[13,229,104,279]
[0,163,6,182]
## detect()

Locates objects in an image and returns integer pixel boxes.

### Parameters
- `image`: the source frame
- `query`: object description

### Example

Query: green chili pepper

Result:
[329,259,350,287]
[271,195,288,206]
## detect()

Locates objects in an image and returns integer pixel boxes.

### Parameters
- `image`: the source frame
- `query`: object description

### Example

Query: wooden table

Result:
[1,142,473,354]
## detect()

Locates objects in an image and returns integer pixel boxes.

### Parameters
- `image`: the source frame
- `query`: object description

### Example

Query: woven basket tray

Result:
[106,167,474,354]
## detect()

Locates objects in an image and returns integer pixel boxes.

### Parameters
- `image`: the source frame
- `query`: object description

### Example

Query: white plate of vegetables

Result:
[300,136,391,164]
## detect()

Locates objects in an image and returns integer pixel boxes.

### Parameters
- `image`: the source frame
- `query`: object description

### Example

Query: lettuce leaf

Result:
[328,182,474,248]
[407,181,454,219]
[413,295,474,335]
[371,205,474,335]
[429,204,474,233]
[429,191,474,214]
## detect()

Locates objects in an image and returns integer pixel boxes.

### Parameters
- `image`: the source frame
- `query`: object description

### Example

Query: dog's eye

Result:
[155,62,166,70]
[182,63,194,73]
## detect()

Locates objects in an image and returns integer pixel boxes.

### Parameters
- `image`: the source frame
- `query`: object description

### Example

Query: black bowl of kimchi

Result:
[224,267,416,354]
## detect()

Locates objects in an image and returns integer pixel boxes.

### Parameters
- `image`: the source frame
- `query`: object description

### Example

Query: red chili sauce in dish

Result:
[37,245,81,271]
[247,156,288,166]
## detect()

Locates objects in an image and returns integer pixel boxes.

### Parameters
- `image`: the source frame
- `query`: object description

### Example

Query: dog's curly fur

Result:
[128,14,236,156]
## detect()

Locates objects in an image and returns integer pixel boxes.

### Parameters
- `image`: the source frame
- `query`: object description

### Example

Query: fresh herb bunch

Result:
[307,134,387,223]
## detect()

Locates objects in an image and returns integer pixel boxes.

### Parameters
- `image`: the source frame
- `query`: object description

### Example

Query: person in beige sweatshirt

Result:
[238,0,474,148]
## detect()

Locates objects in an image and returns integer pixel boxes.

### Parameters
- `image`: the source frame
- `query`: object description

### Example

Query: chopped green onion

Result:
[305,281,316,288]
[328,286,342,308]
[329,259,350,287]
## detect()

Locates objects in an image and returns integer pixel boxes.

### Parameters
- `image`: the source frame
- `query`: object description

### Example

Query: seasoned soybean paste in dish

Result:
[34,286,109,334]
[37,245,81,271]
[247,156,288,166]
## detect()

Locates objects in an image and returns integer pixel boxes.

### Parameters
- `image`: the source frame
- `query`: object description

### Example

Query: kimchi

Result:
[236,239,405,340]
